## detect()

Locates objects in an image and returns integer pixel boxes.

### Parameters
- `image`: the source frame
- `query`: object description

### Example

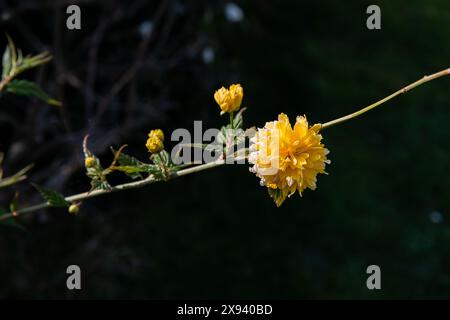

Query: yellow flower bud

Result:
[148,129,164,141]
[85,156,96,168]
[214,83,243,114]
[68,203,80,214]
[146,136,164,154]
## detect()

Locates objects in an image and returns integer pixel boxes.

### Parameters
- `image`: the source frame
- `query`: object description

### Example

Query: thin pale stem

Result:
[321,68,450,130]
[0,159,226,221]
[0,75,13,92]
[229,111,235,129]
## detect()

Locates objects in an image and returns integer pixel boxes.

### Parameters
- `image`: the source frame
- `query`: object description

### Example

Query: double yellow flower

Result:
[146,129,165,154]
[214,84,244,114]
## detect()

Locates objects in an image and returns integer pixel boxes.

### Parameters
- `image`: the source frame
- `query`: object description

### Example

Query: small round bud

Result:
[85,156,96,168]
[68,203,80,214]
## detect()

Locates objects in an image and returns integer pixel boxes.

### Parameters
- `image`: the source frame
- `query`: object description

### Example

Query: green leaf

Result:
[9,192,19,213]
[16,51,52,75]
[2,35,16,79]
[6,35,16,70]
[0,164,33,188]
[112,164,160,175]
[5,79,61,107]
[90,179,112,191]
[111,148,158,179]
[267,187,288,207]
[83,136,112,191]
[232,107,246,129]
[112,166,146,174]
[150,151,172,180]
[31,183,69,207]
[2,42,11,79]
[113,149,144,166]
[157,150,171,166]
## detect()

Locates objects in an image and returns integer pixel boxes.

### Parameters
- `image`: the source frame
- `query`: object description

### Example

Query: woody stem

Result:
[0,159,226,221]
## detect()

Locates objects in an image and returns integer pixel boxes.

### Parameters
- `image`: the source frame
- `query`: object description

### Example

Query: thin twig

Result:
[94,0,169,123]
[321,68,450,129]
[0,75,13,92]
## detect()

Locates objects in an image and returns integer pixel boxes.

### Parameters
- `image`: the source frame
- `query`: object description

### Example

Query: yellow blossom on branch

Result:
[3,68,450,221]
[214,83,243,114]
[249,113,330,206]
[146,129,165,154]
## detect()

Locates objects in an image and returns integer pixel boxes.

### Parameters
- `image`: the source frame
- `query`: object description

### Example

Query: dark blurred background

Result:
[1,0,450,299]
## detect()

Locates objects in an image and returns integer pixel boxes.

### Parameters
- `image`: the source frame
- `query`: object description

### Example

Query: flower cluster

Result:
[146,129,165,154]
[249,113,330,206]
[214,84,244,114]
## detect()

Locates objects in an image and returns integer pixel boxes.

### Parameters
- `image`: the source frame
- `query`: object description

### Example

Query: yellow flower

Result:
[214,83,244,114]
[148,129,164,142]
[84,156,96,168]
[146,136,164,154]
[146,129,165,154]
[249,113,330,206]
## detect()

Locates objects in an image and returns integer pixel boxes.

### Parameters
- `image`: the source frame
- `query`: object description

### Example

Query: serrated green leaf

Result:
[6,79,61,107]
[32,183,69,207]
[87,167,112,191]
[90,179,112,191]
[111,148,161,178]
[111,149,145,179]
[86,166,101,179]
